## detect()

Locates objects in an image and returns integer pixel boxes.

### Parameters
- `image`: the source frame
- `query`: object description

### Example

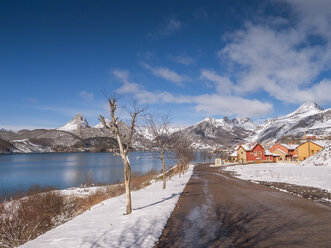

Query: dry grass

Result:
[131,169,159,190]
[73,185,125,213]
[0,184,58,203]
[0,191,74,248]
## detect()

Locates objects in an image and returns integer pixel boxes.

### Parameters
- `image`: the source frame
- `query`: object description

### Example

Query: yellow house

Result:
[272,149,287,161]
[238,146,246,162]
[297,141,324,161]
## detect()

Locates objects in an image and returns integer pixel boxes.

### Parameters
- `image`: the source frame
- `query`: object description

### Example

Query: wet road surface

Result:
[155,164,331,248]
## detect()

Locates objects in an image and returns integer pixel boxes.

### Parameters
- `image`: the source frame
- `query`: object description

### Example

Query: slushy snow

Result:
[21,165,194,248]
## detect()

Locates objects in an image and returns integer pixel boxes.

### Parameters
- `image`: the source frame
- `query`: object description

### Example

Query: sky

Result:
[1,0,331,130]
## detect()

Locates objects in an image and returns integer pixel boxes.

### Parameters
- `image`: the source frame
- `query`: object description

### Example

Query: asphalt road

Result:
[155,164,331,248]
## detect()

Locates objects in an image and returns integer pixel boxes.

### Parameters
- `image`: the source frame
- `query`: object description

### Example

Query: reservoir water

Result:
[0,151,217,194]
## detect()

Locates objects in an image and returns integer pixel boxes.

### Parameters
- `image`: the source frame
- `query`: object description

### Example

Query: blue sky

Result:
[1,0,331,130]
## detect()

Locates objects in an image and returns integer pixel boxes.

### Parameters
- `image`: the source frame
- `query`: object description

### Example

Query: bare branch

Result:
[101,95,146,214]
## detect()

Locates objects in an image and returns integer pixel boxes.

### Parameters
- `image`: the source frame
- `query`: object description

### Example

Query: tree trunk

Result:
[161,151,166,189]
[123,156,132,214]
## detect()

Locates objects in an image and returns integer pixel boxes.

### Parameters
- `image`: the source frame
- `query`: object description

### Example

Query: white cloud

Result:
[116,82,141,94]
[148,18,183,39]
[26,97,38,103]
[194,95,273,117]
[170,55,195,65]
[112,69,130,84]
[281,0,331,39]
[141,63,190,85]
[161,18,182,36]
[200,69,234,94]
[113,69,273,117]
[217,20,331,104]
[210,0,331,106]
[80,91,94,101]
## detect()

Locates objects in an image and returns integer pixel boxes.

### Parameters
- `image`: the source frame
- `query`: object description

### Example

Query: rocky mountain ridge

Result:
[1,101,330,153]
[247,102,331,144]
[172,116,255,149]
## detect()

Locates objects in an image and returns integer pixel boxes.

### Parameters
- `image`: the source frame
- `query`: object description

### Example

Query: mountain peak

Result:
[94,118,111,128]
[73,113,86,121]
[57,113,90,132]
[232,117,257,131]
[292,102,323,115]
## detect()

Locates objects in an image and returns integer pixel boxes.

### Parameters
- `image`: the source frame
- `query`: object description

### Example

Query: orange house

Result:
[269,143,298,161]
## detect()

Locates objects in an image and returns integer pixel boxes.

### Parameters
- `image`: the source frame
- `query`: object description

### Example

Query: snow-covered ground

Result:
[224,163,331,192]
[302,143,331,167]
[21,165,194,248]
[59,185,119,197]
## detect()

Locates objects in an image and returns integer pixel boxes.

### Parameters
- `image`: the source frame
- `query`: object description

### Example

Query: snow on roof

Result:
[298,140,329,148]
[264,150,280,156]
[274,148,287,154]
[230,151,238,157]
[240,142,258,151]
[264,150,272,155]
[281,143,299,150]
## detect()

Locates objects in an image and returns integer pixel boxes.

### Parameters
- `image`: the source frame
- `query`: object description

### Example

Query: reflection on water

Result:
[0,151,218,193]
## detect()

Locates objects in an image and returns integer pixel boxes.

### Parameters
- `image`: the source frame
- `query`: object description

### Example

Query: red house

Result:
[237,142,266,162]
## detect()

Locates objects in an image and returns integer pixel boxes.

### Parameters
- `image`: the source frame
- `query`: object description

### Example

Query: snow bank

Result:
[301,143,331,167]
[224,163,331,192]
[20,165,194,248]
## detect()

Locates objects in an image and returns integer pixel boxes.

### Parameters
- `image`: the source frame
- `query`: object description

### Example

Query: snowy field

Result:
[224,163,331,192]
[21,165,194,248]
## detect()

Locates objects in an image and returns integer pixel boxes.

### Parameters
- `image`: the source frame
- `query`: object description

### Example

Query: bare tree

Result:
[174,133,194,175]
[99,97,144,215]
[145,113,173,189]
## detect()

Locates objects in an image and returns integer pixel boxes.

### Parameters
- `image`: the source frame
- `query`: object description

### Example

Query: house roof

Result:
[264,150,273,155]
[274,148,287,154]
[239,142,261,151]
[281,143,299,150]
[297,140,328,149]
[230,151,238,157]
[265,150,280,156]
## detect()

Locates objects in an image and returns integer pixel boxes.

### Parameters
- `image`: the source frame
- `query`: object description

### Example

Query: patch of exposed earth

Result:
[253,181,331,207]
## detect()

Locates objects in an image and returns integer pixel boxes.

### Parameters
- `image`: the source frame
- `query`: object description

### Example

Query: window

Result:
[258,151,262,156]
[254,151,257,156]
[311,150,314,154]
[250,152,253,155]
[241,152,244,155]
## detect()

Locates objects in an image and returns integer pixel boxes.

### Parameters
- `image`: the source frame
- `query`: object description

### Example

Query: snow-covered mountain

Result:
[174,116,254,149]
[2,102,331,153]
[58,113,91,131]
[231,117,257,131]
[248,102,331,144]
[94,119,111,129]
